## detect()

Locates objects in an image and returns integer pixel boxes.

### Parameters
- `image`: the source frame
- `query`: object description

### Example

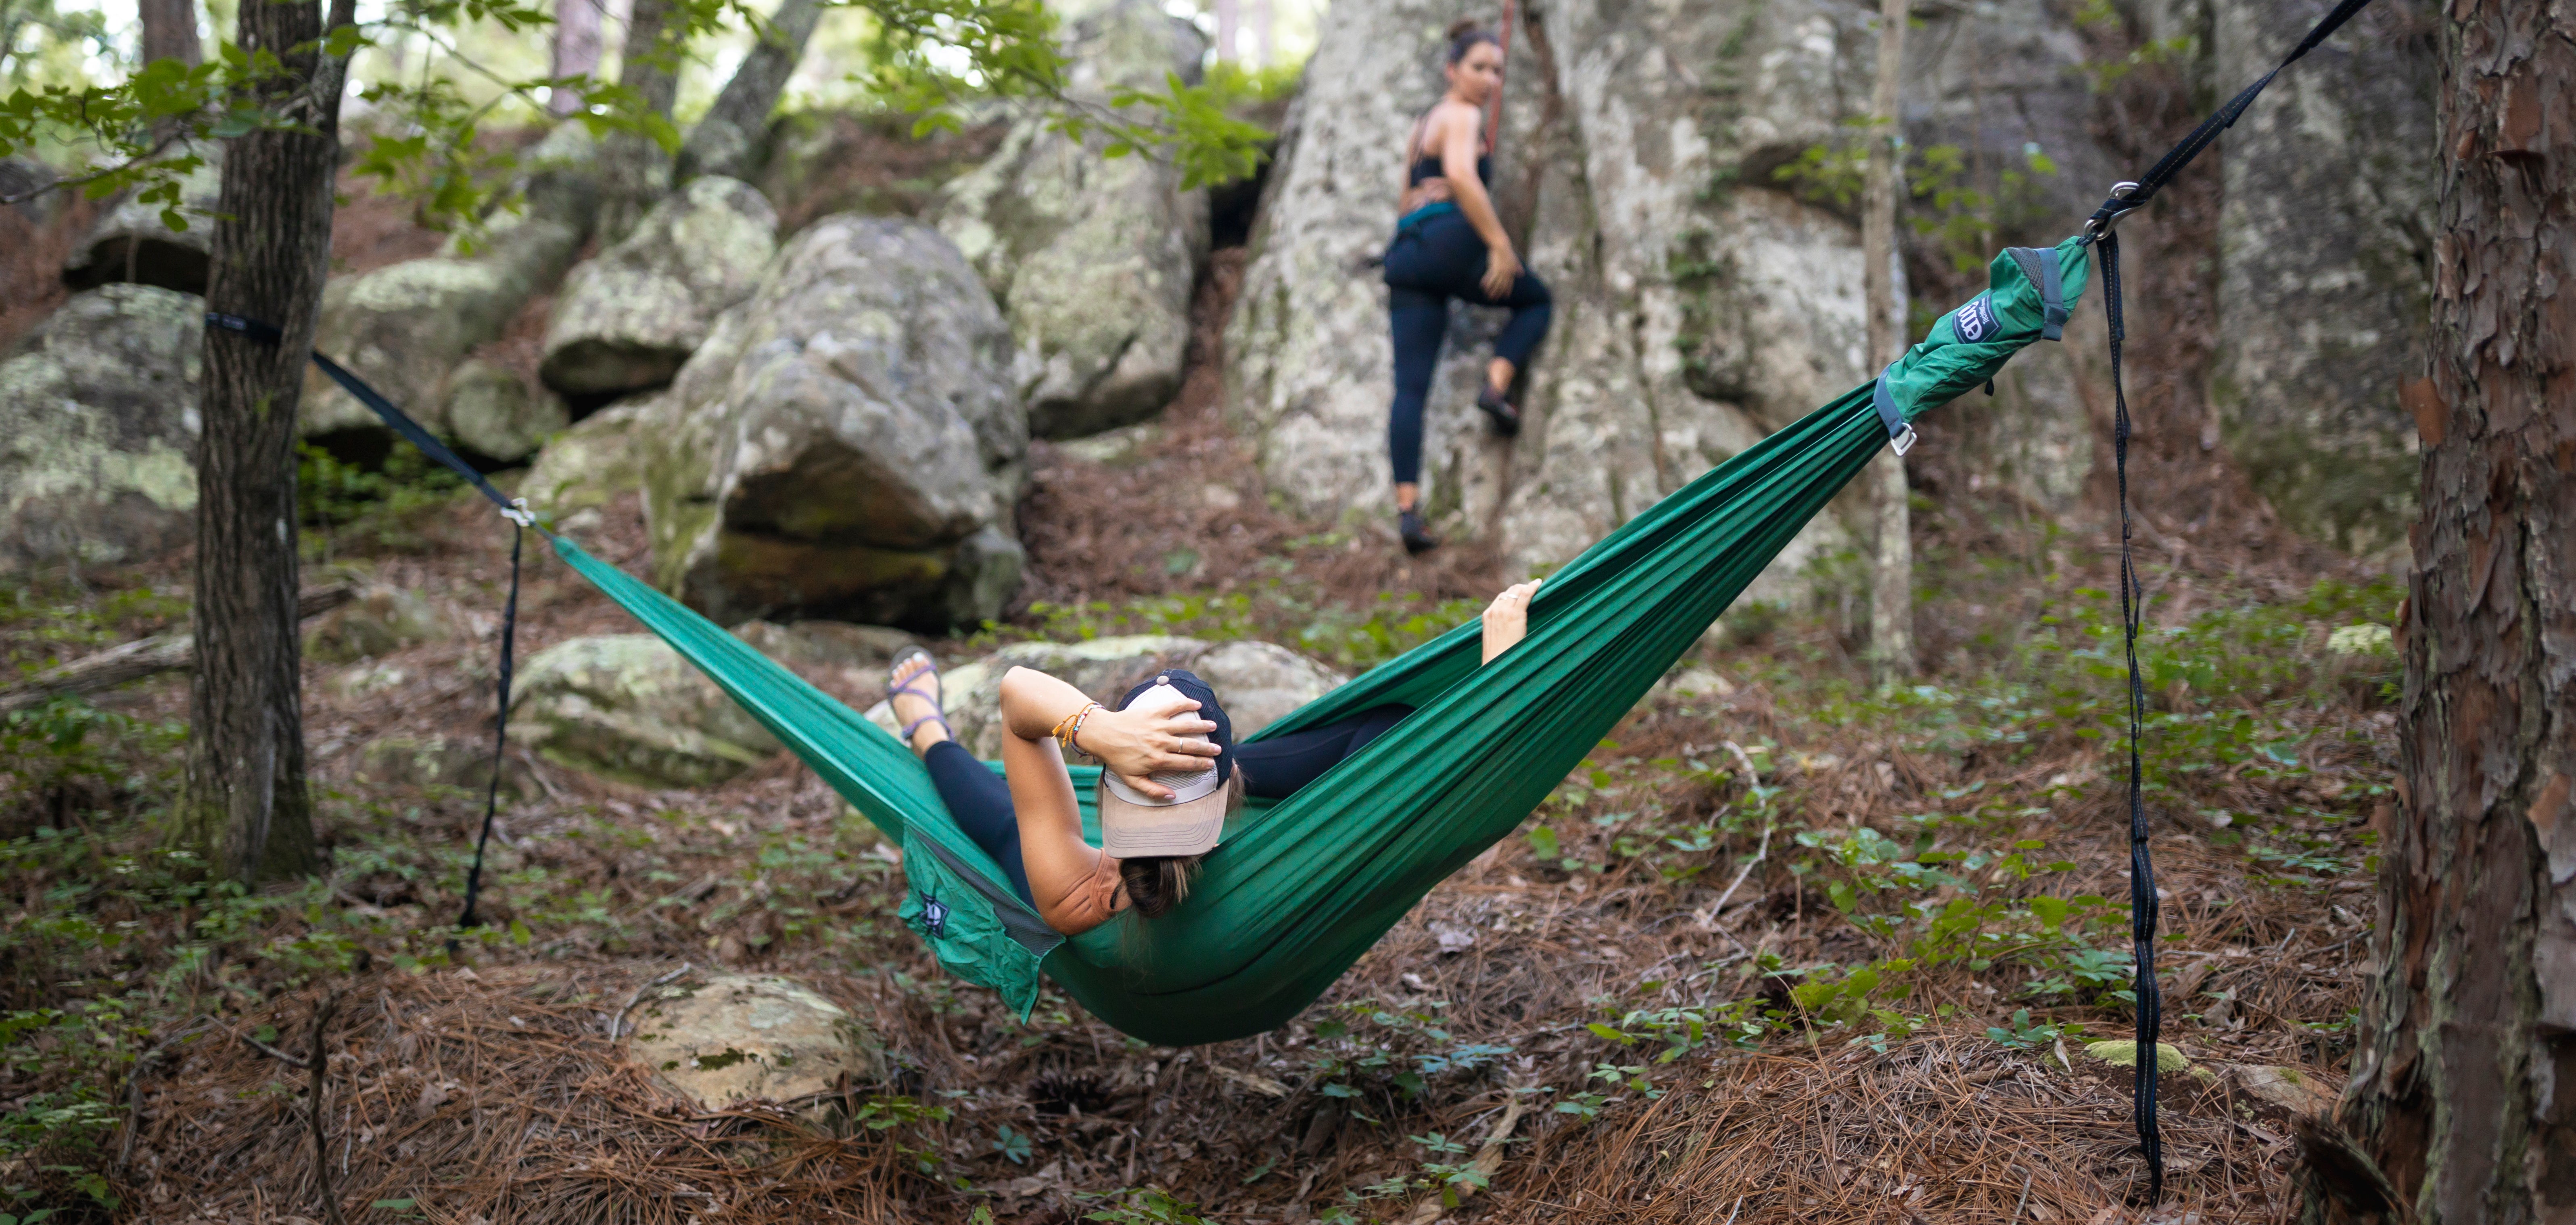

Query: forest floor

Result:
[1,184,2403,1225]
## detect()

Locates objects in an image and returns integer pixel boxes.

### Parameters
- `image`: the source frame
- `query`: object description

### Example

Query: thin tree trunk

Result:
[174,0,356,884]
[548,0,603,116]
[674,0,821,182]
[595,0,679,242]
[1861,0,1912,687]
[2315,0,2576,1221]
[138,0,203,66]
[1213,0,1238,62]
[1251,0,1271,66]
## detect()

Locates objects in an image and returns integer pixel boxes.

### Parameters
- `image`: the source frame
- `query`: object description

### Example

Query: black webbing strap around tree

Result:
[204,311,533,934]
[2068,0,2378,1200]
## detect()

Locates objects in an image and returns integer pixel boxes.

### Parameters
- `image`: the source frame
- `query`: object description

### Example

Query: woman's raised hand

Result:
[1481,243,1521,299]
[1481,579,1542,664]
[1077,686,1221,799]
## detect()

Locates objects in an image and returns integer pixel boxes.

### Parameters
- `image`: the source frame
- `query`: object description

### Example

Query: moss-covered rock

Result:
[510,633,787,788]
[641,215,1028,630]
[61,148,220,294]
[539,176,779,397]
[0,284,204,573]
[935,0,1208,439]
[522,392,664,516]
[439,358,569,464]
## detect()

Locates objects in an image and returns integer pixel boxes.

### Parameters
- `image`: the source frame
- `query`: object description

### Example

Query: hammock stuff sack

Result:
[552,238,2092,1047]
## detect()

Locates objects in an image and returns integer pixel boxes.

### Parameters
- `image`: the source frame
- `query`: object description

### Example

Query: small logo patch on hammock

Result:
[920,894,950,937]
[1954,294,1998,343]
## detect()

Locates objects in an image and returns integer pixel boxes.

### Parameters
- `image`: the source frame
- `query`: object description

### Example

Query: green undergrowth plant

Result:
[297,442,468,559]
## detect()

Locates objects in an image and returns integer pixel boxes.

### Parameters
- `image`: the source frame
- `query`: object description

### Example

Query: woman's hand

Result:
[1481,579,1542,664]
[1076,686,1220,799]
[1481,243,1522,298]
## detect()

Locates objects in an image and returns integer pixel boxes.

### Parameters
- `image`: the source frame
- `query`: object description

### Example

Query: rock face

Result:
[511,634,787,788]
[2204,0,2436,556]
[1225,0,1884,581]
[863,634,1345,759]
[299,127,598,444]
[438,358,569,464]
[642,215,1029,630]
[522,393,660,515]
[61,148,221,294]
[629,974,885,1112]
[0,285,204,573]
[540,176,780,398]
[936,0,1209,439]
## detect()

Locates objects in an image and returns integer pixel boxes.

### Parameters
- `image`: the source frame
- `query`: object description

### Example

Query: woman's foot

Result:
[1399,508,1440,555]
[888,647,953,755]
[1475,383,1521,437]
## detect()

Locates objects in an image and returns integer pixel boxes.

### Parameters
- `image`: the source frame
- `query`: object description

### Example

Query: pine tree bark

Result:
[673,0,821,182]
[138,0,203,66]
[173,0,356,884]
[595,0,679,242]
[2315,1,2576,1221]
[1862,0,1913,687]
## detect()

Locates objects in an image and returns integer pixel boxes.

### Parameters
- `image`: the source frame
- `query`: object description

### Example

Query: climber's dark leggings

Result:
[1382,209,1552,486]
[925,704,1417,905]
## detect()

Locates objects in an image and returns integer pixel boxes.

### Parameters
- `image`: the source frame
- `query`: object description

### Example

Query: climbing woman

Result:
[1382,19,1552,555]
[885,579,1543,934]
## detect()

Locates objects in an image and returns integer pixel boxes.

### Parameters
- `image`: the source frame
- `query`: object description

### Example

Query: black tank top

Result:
[1406,108,1492,187]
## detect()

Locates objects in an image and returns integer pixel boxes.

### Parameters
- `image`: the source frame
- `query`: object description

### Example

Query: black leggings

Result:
[1381,209,1552,486]
[925,704,1416,905]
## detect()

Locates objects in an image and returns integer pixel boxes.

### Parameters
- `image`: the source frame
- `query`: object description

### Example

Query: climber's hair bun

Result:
[1445,19,1500,63]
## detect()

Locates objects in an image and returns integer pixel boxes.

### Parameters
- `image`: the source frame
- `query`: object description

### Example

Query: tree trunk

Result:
[1861,0,1912,687]
[548,0,603,116]
[2315,1,2576,1221]
[173,0,355,884]
[595,0,679,242]
[138,0,203,66]
[1251,0,1271,65]
[673,0,821,182]
[1213,0,1238,61]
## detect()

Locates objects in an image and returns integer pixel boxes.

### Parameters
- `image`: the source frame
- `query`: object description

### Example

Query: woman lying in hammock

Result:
[887,579,1542,935]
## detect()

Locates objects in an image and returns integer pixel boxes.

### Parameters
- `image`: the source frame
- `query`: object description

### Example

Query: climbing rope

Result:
[2069,0,2380,1198]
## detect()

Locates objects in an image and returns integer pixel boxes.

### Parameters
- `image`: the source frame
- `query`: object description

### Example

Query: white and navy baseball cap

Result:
[1097,669,1235,858]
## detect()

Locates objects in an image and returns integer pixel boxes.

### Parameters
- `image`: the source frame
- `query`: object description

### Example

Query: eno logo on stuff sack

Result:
[920,893,950,937]
[1953,294,1998,343]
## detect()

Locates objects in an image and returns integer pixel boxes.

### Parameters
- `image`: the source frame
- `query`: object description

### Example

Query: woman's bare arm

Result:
[994,667,1222,934]
[1437,104,1512,259]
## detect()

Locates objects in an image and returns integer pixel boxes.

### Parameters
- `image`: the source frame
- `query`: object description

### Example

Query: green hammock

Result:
[548,238,2090,1046]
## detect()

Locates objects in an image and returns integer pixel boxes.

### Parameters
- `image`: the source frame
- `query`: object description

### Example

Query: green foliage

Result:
[297,442,466,556]
[1905,141,2059,276]
[1302,997,1513,1113]
[1079,1186,1212,1225]
[1769,121,1876,210]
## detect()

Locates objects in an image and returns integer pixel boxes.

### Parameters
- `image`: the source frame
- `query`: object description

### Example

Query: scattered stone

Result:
[61,147,221,293]
[299,126,597,442]
[510,634,785,788]
[2084,1039,2190,1073]
[864,635,1344,758]
[1661,667,1738,700]
[540,176,779,397]
[522,392,664,516]
[351,735,533,796]
[438,358,568,464]
[937,0,1208,439]
[303,584,452,663]
[0,284,204,573]
[1049,421,1162,467]
[628,974,886,1112]
[641,215,1028,630]
[2223,1063,2339,1118]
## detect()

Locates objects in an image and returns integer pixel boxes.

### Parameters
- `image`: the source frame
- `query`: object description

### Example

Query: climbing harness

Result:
[2066,0,2382,1198]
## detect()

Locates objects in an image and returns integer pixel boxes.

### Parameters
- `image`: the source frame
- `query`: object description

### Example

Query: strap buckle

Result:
[500,497,535,528]
[2083,181,2144,240]
[1889,422,1917,457]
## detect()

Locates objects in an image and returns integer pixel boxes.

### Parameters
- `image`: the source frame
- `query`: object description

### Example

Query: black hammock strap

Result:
[205,311,531,934]
[2071,0,2379,1200]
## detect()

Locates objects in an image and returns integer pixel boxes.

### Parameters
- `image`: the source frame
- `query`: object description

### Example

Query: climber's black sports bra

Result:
[1405,109,1492,186]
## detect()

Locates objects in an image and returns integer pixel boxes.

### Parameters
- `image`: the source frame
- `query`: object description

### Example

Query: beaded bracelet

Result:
[1053,702,1101,755]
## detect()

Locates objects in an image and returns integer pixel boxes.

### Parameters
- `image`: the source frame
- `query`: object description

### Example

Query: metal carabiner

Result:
[2082,181,2144,241]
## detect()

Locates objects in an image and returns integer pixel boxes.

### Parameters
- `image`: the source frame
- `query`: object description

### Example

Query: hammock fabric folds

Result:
[551,238,2091,1046]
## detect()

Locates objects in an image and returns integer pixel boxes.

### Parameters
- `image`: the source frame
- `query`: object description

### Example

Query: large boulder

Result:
[1225,0,1882,582]
[2204,0,2436,557]
[437,358,570,464]
[299,126,598,445]
[61,148,221,294]
[539,175,779,398]
[936,0,1210,440]
[641,215,1029,630]
[0,285,204,573]
[512,633,788,788]
[862,634,1345,759]
[628,974,885,1113]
